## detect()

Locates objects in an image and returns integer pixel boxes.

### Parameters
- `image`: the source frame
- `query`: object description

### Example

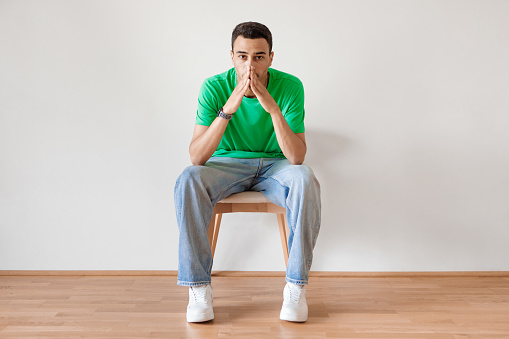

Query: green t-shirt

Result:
[195,67,305,159]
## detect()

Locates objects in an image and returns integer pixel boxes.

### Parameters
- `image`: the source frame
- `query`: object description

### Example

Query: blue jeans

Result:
[174,157,321,286]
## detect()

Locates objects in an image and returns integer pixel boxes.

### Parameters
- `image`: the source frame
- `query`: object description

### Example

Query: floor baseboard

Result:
[1,270,508,277]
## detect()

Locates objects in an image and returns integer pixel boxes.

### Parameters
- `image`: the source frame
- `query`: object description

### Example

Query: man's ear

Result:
[269,51,274,67]
[230,50,234,64]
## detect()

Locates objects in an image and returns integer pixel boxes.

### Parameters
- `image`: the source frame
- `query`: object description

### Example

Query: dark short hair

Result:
[231,22,273,52]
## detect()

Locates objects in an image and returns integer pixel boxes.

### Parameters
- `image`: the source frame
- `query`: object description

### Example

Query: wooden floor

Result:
[1,274,509,338]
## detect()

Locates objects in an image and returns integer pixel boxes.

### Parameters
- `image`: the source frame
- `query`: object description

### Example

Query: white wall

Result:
[1,0,508,272]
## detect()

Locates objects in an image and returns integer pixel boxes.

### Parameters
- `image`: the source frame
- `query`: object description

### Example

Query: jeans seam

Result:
[211,175,256,202]
[263,177,293,231]
[250,158,263,187]
[285,276,308,285]
[178,280,211,286]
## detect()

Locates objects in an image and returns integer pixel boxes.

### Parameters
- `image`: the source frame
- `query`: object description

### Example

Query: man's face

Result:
[231,36,274,95]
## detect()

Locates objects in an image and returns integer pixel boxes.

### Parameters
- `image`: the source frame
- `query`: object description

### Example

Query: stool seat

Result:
[218,191,272,204]
[208,191,290,268]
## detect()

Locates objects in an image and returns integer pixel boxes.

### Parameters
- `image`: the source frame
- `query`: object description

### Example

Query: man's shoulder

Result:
[202,68,236,87]
[268,68,303,87]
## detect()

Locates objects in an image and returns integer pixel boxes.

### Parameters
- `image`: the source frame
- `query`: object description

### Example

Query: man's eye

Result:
[256,56,264,60]
[239,55,246,59]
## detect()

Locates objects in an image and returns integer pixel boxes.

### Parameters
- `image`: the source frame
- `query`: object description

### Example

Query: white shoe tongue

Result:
[192,286,208,302]
[289,289,300,302]
[289,283,303,290]
[288,284,303,302]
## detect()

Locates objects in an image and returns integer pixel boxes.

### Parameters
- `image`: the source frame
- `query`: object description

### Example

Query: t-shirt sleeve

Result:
[282,80,305,134]
[195,80,220,126]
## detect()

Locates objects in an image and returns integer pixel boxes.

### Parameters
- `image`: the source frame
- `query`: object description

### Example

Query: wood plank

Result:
[1,275,509,338]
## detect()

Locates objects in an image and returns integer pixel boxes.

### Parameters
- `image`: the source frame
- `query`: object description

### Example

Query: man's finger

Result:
[250,69,258,87]
[250,79,260,97]
[238,71,249,92]
[243,78,251,94]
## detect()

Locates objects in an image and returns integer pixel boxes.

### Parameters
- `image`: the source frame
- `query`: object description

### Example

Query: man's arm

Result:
[189,66,251,166]
[249,67,307,165]
[190,112,306,166]
[189,122,227,166]
[271,114,307,165]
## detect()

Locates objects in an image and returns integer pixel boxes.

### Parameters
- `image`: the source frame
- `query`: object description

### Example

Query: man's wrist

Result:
[267,106,282,116]
[222,105,235,115]
[217,107,233,120]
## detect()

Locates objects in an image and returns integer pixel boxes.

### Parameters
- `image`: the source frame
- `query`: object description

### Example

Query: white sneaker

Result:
[187,284,214,323]
[280,282,308,322]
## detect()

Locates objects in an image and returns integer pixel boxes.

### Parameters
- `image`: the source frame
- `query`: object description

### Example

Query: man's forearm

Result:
[189,66,251,166]
[189,118,229,166]
[270,110,306,165]
[248,68,306,164]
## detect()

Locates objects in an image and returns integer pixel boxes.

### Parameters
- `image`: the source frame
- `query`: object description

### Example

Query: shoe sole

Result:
[280,309,308,322]
[187,310,214,323]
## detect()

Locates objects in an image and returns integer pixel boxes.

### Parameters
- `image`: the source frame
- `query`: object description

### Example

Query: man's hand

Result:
[249,66,306,164]
[249,66,280,115]
[222,66,251,114]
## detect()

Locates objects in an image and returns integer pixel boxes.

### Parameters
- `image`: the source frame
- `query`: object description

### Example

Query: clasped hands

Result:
[222,66,280,116]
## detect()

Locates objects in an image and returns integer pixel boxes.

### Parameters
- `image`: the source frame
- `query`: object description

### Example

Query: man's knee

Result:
[287,164,320,190]
[175,165,209,190]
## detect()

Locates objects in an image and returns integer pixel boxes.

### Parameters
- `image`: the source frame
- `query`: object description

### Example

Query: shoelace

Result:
[191,286,209,303]
[288,285,303,303]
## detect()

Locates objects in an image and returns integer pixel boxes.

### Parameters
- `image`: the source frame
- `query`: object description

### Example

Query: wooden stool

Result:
[207,191,290,267]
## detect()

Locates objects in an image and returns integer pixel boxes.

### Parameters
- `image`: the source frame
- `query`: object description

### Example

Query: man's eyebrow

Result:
[235,51,267,55]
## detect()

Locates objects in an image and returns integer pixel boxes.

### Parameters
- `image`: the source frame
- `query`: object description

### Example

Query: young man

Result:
[175,22,321,323]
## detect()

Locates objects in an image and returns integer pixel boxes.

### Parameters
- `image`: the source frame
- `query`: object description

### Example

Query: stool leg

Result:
[207,213,223,258]
[277,213,289,268]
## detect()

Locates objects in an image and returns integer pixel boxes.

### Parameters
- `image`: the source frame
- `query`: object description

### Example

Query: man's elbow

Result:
[189,153,207,166]
[190,156,206,166]
[288,154,305,165]
[190,160,205,166]
[287,142,307,165]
